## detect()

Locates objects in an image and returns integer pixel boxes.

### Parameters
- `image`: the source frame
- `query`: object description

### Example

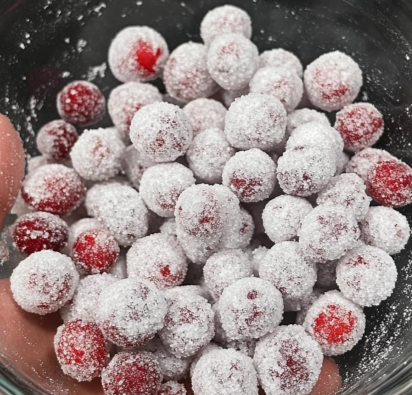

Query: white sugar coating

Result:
[224,93,287,151]
[317,173,371,222]
[303,290,366,355]
[70,128,126,181]
[286,108,330,136]
[316,260,338,290]
[249,67,303,112]
[157,381,187,395]
[218,277,283,341]
[86,183,149,247]
[163,285,210,301]
[192,348,258,395]
[130,102,193,163]
[207,33,259,91]
[277,146,336,197]
[10,250,79,315]
[222,148,277,203]
[259,242,317,312]
[141,337,192,381]
[108,26,169,82]
[200,5,252,46]
[249,245,268,276]
[96,277,167,347]
[108,82,162,135]
[27,155,49,173]
[262,195,313,243]
[139,163,195,217]
[187,128,235,184]
[336,151,350,176]
[236,208,255,249]
[299,205,360,263]
[334,103,384,152]
[67,217,102,250]
[158,293,215,358]
[220,86,249,108]
[121,145,157,189]
[60,273,119,323]
[336,245,397,307]
[254,325,323,395]
[183,99,227,137]
[109,250,128,279]
[127,233,188,289]
[361,206,410,255]
[160,218,178,240]
[163,42,219,103]
[204,249,253,301]
[286,121,344,158]
[304,51,363,112]
[345,147,395,182]
[259,48,304,78]
[190,342,222,378]
[295,288,323,325]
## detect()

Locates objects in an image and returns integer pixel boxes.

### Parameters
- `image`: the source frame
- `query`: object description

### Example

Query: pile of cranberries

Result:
[8,4,412,395]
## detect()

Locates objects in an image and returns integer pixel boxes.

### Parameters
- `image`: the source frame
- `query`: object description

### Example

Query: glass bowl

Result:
[1,0,412,393]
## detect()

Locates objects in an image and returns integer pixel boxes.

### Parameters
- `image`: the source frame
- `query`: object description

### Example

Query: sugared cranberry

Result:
[54,319,109,381]
[72,229,120,275]
[36,120,78,162]
[259,48,303,77]
[366,159,412,207]
[101,351,163,395]
[156,382,187,395]
[21,164,86,216]
[13,211,69,255]
[57,81,106,127]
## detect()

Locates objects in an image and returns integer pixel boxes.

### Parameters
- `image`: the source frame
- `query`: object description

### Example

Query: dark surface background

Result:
[1,0,412,392]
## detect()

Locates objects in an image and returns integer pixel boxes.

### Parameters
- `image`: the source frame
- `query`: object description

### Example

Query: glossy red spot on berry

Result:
[135,41,162,73]
[72,229,120,275]
[313,304,357,344]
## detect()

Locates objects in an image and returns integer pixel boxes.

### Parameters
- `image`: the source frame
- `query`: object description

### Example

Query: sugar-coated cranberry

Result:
[336,245,397,307]
[299,205,360,263]
[217,277,283,341]
[159,292,215,358]
[127,234,187,289]
[96,278,167,347]
[108,26,169,82]
[286,108,330,136]
[156,382,187,395]
[345,147,395,181]
[101,351,163,395]
[139,163,195,217]
[200,5,252,46]
[254,325,323,395]
[70,128,126,181]
[108,82,162,137]
[164,42,219,103]
[130,102,193,162]
[262,195,312,243]
[204,249,252,301]
[259,242,317,311]
[54,319,109,381]
[207,33,259,91]
[259,48,303,77]
[187,128,235,184]
[67,217,102,251]
[304,51,362,112]
[224,93,287,151]
[317,173,371,222]
[10,250,79,314]
[36,120,78,162]
[361,206,410,255]
[60,273,119,323]
[13,211,69,255]
[72,229,120,275]
[366,159,412,207]
[183,98,226,137]
[303,290,366,355]
[222,148,277,203]
[21,164,86,215]
[57,81,106,127]
[335,103,384,151]
[192,348,258,395]
[250,66,303,112]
